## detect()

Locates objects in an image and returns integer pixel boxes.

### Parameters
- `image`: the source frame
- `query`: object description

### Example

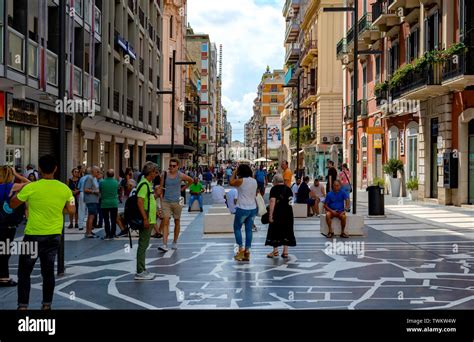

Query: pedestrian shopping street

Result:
[1,190,473,310]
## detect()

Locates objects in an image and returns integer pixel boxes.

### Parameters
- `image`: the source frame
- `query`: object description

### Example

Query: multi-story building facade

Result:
[146,0,188,170]
[282,0,344,178]
[0,0,163,174]
[186,26,218,167]
[183,47,200,167]
[340,0,474,206]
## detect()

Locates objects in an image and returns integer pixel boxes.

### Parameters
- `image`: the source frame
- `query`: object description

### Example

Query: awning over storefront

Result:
[81,116,157,143]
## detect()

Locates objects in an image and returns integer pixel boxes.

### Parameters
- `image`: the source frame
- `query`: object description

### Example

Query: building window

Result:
[459,0,465,41]
[270,106,278,115]
[389,126,399,159]
[170,15,173,39]
[270,85,278,92]
[8,28,24,72]
[169,56,173,82]
[271,96,278,103]
[350,73,354,105]
[362,65,367,100]
[201,43,208,53]
[5,125,27,168]
[407,28,419,63]
[425,11,439,52]
[375,56,381,83]
[389,42,399,75]
[407,122,418,179]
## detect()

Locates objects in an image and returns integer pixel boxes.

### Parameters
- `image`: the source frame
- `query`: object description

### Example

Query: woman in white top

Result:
[229,164,258,262]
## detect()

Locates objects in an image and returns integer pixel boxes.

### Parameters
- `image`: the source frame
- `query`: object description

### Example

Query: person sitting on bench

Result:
[296,176,312,216]
[323,180,350,239]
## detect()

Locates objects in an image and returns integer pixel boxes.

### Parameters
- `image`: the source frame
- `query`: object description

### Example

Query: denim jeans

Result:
[0,226,17,279]
[102,207,118,238]
[233,208,257,249]
[17,234,61,307]
[189,195,203,209]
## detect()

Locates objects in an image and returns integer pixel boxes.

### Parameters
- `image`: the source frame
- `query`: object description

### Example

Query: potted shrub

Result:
[372,177,385,188]
[383,159,404,197]
[407,178,419,201]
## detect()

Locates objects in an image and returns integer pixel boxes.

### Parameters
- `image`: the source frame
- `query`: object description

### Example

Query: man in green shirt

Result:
[188,177,205,212]
[99,170,119,240]
[11,155,75,310]
[135,162,158,281]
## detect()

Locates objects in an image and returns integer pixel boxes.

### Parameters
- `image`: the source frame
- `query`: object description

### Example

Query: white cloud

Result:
[187,0,285,141]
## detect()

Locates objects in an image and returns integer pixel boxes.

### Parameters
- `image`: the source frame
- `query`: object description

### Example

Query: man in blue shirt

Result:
[254,165,267,196]
[324,180,350,238]
[77,167,91,231]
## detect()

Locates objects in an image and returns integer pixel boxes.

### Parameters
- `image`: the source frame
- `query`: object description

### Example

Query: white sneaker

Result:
[158,245,169,252]
[134,272,155,280]
[171,242,178,250]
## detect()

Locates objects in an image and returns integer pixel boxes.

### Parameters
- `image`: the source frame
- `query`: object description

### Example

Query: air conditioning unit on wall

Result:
[333,136,343,144]
[321,136,332,144]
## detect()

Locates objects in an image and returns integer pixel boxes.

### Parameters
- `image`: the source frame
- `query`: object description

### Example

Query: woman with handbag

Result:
[339,163,352,209]
[265,174,296,259]
[0,166,30,287]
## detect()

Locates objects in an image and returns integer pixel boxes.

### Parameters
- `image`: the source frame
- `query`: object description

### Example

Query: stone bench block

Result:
[203,213,234,234]
[320,214,365,236]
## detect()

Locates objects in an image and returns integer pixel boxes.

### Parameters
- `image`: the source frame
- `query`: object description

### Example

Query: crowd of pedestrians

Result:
[0,155,353,308]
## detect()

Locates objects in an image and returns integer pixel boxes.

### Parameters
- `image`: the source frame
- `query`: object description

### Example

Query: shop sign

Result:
[367,127,384,135]
[374,139,382,149]
[7,97,38,126]
[399,130,405,156]
[124,149,130,159]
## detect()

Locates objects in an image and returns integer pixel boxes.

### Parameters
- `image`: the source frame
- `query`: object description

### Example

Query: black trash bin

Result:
[366,185,385,216]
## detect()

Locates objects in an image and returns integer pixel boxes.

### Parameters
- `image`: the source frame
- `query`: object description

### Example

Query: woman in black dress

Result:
[265,174,296,259]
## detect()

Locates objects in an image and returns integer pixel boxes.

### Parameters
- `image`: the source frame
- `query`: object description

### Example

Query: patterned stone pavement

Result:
[1,191,473,310]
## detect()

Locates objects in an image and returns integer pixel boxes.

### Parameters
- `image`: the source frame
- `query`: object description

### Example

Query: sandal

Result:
[340,232,349,238]
[281,253,289,259]
[0,279,17,287]
[267,251,279,258]
[326,232,334,239]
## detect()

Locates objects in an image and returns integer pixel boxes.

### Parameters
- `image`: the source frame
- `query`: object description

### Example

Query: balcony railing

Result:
[391,63,442,99]
[138,105,144,122]
[376,89,388,107]
[346,26,354,46]
[113,90,120,112]
[336,38,347,59]
[285,42,301,63]
[443,51,474,82]
[127,98,134,117]
[358,12,374,36]
[344,105,353,122]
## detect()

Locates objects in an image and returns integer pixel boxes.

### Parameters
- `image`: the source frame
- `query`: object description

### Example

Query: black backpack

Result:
[0,183,25,227]
[124,182,151,232]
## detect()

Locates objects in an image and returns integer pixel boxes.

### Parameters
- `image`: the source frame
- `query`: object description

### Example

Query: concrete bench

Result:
[320,214,365,236]
[207,206,231,214]
[203,213,234,234]
[292,203,308,218]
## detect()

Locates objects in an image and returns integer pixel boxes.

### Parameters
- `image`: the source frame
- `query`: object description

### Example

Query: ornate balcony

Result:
[442,51,474,91]
[391,63,444,101]
[372,0,401,32]
[300,40,318,67]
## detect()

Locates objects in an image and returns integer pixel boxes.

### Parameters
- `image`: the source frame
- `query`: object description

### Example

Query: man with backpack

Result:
[134,162,159,280]
[0,166,30,287]
[10,155,75,310]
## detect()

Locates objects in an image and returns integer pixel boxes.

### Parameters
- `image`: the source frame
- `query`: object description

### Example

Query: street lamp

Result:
[283,73,311,178]
[157,50,196,156]
[259,124,268,167]
[323,3,381,215]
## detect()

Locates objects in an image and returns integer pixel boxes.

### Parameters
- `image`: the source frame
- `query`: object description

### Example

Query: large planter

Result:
[408,190,418,201]
[390,178,401,197]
